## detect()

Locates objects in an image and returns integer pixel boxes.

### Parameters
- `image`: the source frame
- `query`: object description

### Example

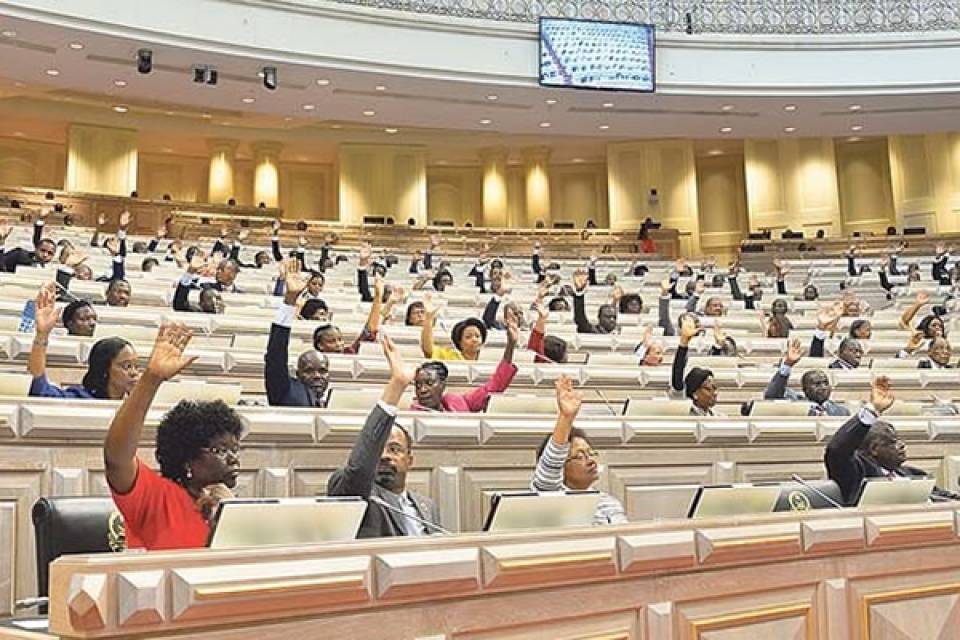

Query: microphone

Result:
[14,596,49,611]
[595,388,622,417]
[367,495,452,535]
[790,474,845,509]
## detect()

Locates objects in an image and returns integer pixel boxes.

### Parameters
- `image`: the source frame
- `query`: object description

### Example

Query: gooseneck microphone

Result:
[367,495,452,535]
[790,474,845,509]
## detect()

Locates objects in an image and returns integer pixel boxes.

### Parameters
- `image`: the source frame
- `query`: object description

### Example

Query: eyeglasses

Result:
[203,446,240,460]
[565,450,599,464]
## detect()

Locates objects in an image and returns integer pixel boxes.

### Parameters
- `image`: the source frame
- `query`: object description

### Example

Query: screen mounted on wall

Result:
[539,18,655,93]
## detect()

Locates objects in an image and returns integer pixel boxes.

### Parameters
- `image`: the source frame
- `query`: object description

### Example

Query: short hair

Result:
[308,270,325,284]
[405,301,425,326]
[82,337,132,398]
[849,319,870,337]
[106,279,130,295]
[838,337,861,353]
[300,298,328,319]
[598,303,616,317]
[141,257,159,272]
[548,297,568,311]
[800,369,827,388]
[312,323,337,346]
[418,361,449,382]
[536,427,590,463]
[859,420,895,454]
[155,400,245,484]
[218,258,239,272]
[37,238,55,251]
[393,423,413,451]
[451,318,487,350]
[62,299,93,328]
[543,335,568,363]
[618,294,642,313]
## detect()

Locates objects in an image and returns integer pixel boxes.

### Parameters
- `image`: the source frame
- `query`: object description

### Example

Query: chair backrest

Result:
[326,387,385,411]
[687,356,740,370]
[153,381,243,406]
[32,497,124,609]
[884,401,924,416]
[623,398,691,416]
[750,401,813,417]
[485,393,558,415]
[93,324,157,344]
[0,372,32,397]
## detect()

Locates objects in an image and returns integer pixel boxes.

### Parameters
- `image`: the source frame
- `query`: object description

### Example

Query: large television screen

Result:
[539,18,655,93]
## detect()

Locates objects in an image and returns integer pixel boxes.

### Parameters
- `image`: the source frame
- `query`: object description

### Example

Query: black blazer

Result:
[327,405,440,538]
[264,323,322,407]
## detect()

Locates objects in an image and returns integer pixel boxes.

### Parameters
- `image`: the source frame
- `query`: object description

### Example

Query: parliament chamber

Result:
[2,0,960,638]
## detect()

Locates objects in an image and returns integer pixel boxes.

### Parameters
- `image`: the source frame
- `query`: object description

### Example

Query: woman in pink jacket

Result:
[411,316,519,412]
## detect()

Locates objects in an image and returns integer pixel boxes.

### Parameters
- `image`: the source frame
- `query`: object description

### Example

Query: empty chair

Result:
[622,398,692,416]
[152,381,243,406]
[0,372,32,397]
[750,400,815,417]
[485,393,561,414]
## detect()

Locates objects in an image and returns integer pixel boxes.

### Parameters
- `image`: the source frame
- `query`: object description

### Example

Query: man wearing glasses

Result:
[531,376,627,525]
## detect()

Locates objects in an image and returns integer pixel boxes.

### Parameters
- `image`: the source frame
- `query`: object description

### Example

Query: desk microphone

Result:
[790,474,845,509]
[367,495,452,535]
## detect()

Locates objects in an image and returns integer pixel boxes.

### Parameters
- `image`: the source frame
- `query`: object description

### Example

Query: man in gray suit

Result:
[764,337,850,417]
[328,336,442,538]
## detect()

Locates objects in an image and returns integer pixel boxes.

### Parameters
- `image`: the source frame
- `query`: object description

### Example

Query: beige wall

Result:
[65,124,138,196]
[137,153,209,203]
[887,133,960,234]
[0,137,66,190]
[280,162,337,220]
[550,163,608,228]
[696,153,747,260]
[835,137,896,234]
[339,143,427,225]
[426,166,482,226]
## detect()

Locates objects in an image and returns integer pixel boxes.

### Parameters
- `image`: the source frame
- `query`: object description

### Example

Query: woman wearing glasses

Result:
[104,322,245,550]
[531,376,627,525]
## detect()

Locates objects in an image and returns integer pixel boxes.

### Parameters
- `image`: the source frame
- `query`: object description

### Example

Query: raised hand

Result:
[38,207,51,220]
[96,214,107,227]
[272,219,282,234]
[916,291,930,306]
[145,323,197,381]
[118,210,131,229]
[0,224,10,243]
[660,278,671,296]
[103,237,119,257]
[156,226,167,239]
[188,253,207,274]
[219,227,229,239]
[611,284,624,302]
[423,293,438,318]
[34,282,59,336]
[784,337,804,366]
[298,236,308,248]
[382,335,414,387]
[816,302,842,331]
[713,322,727,346]
[679,314,699,345]
[237,229,249,243]
[573,269,589,292]
[870,375,895,414]
[555,375,582,420]
[63,248,88,268]
[373,273,385,299]
[281,258,308,305]
[905,331,925,354]
[505,311,520,346]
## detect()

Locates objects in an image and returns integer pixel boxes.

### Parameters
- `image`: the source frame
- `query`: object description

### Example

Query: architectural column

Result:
[479,147,508,228]
[253,141,284,208]
[207,138,238,205]
[522,146,551,227]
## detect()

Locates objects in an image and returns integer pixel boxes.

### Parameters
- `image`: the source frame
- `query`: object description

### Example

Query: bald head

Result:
[296,350,330,396]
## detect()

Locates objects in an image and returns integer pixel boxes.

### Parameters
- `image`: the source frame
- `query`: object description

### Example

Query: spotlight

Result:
[684,12,693,35]
[262,66,277,91]
[192,65,218,85]
[137,48,152,74]
[207,69,218,85]
[193,66,205,84]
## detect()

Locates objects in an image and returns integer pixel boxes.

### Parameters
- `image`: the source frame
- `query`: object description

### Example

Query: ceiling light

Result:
[486,94,498,101]
[539,121,552,128]
[602,102,615,108]
[113,79,127,88]
[331,124,342,129]
[45,69,60,77]
[571,158,584,163]
[262,66,277,91]
[849,104,862,111]
[162,147,173,153]
[848,136,862,142]
[137,48,152,74]
[384,128,398,134]
[283,116,293,121]
[479,119,492,125]
[721,104,734,111]
[851,124,863,131]
[201,112,212,119]
[436,160,448,165]
[316,79,330,86]
[302,103,315,111]
[1,30,17,38]
[218,121,231,126]
[784,104,797,112]
[68,42,84,50]
[598,124,610,130]
[719,126,732,134]
[13,81,24,88]
[164,111,175,116]
[242,97,255,104]
[545,98,558,105]
[784,126,796,133]
[13,131,24,137]
[708,149,723,156]
[112,105,128,113]
[362,109,375,116]
[375,85,387,91]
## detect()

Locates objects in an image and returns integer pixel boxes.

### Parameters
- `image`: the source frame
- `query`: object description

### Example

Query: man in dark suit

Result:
[327,337,441,538]
[0,214,57,273]
[825,376,959,505]
[264,260,330,407]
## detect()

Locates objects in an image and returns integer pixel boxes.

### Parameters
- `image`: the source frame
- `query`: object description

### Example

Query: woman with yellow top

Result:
[420,296,487,361]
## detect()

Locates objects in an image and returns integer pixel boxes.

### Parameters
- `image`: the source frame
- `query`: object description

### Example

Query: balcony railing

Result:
[328,0,960,33]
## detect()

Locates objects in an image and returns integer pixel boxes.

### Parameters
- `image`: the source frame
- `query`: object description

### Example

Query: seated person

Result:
[765,298,793,338]
[633,327,665,366]
[825,376,959,505]
[299,298,329,321]
[0,213,56,273]
[900,333,953,368]
[172,254,233,313]
[900,292,947,343]
[572,268,618,334]
[327,337,441,538]
[763,338,850,416]
[848,319,872,340]
[405,300,426,327]
[531,375,627,525]
[527,302,568,364]
[28,283,140,399]
[62,299,98,337]
[310,274,384,354]
[412,318,519,412]
[105,323,245,550]
[810,302,862,369]
[671,316,722,416]
[265,260,332,407]
[420,300,487,361]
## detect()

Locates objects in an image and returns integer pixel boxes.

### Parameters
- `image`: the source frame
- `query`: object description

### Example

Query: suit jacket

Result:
[763,367,850,416]
[264,323,324,407]
[327,404,441,538]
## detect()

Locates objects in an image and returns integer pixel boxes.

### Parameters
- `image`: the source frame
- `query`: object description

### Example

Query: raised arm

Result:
[32,209,48,248]
[658,279,676,337]
[825,376,894,499]
[899,291,929,330]
[420,295,437,358]
[104,323,197,494]
[356,243,373,303]
[265,260,304,405]
[572,269,594,334]
[271,220,284,262]
[531,376,581,492]
[811,302,841,358]
[28,283,59,379]
[764,338,803,400]
[671,315,698,392]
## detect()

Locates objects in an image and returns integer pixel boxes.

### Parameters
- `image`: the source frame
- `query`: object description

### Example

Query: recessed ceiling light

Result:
[436,160,448,165]
[539,121,551,128]
[851,124,863,131]
[598,124,610,130]
[784,104,797,112]
[13,81,24,88]
[162,147,174,153]
[242,97,255,104]
[375,85,387,91]
[362,109,375,116]
[384,128,398,134]
[283,116,293,121]
[479,119,492,125]
[849,104,862,111]
[45,69,60,77]
[302,104,316,111]
[165,111,175,116]
[719,126,733,134]
[784,126,797,133]
[68,42,84,50]
[331,124,342,129]
[1,30,16,38]
[571,158,584,163]
[113,79,127,88]
[13,131,24,137]
[848,136,862,142]
[721,104,734,111]
[201,113,212,119]
[112,105,128,113]
[486,94,498,101]
[602,102,615,108]
[316,79,330,86]
[545,98,558,105]
[708,149,723,156]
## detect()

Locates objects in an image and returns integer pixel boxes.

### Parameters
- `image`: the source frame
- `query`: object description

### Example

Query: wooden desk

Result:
[12,502,960,639]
